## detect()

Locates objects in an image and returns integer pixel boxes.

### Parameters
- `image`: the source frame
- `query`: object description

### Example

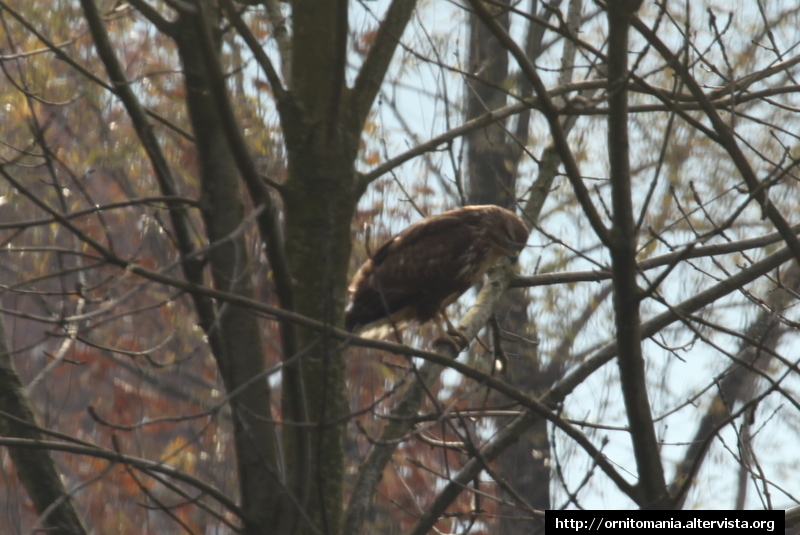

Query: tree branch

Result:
[351,0,418,129]
[0,437,246,523]
[669,262,800,508]
[465,0,612,247]
[127,0,175,35]
[191,0,295,319]
[0,316,88,535]
[606,0,667,507]
[78,0,221,356]
[263,0,292,83]
[219,0,291,111]
[0,0,192,140]
[408,242,795,532]
[633,14,800,267]
[511,222,800,287]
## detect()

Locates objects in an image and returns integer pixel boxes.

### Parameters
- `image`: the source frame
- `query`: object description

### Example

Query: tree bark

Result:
[465,0,515,208]
[0,314,87,535]
[173,7,282,533]
[606,0,667,508]
[464,0,550,527]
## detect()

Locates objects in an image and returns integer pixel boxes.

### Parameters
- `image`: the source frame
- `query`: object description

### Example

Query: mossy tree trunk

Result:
[268,1,417,534]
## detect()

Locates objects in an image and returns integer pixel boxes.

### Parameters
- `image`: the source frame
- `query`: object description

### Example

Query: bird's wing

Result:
[371,213,475,281]
[372,213,473,266]
[358,214,479,323]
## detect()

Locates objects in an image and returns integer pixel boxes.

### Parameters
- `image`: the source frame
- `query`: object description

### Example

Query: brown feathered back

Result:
[345,205,528,335]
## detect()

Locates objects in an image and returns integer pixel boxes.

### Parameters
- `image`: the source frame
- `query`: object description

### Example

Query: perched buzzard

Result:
[345,205,529,346]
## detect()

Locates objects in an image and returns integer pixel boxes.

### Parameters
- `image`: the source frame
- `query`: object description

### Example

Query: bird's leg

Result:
[488,314,508,374]
[432,312,469,353]
[443,313,470,348]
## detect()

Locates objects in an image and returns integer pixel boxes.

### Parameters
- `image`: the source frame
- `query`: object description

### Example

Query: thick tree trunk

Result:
[174,10,282,534]
[0,315,87,535]
[465,2,553,530]
[465,0,515,208]
[280,2,360,533]
[282,158,356,535]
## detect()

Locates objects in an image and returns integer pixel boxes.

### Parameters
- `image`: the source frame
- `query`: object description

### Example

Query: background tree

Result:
[0,0,799,534]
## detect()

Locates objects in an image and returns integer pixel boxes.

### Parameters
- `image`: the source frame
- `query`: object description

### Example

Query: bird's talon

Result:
[433,335,463,353]
[448,329,470,351]
[433,330,469,353]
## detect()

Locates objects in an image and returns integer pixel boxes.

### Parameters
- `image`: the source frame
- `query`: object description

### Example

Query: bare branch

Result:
[127,0,175,35]
[263,0,292,82]
[605,0,667,506]
[633,14,800,267]
[0,436,246,523]
[465,0,612,247]
[0,0,193,140]
[0,317,88,534]
[351,0,418,129]
[408,242,795,533]
[219,0,291,109]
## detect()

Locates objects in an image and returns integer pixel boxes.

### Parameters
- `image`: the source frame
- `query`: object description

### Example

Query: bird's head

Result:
[488,208,529,263]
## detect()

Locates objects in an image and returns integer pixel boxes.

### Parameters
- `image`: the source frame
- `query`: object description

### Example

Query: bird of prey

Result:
[345,204,528,350]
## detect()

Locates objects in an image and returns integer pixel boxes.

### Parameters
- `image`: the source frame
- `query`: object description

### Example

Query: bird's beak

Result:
[509,244,526,263]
